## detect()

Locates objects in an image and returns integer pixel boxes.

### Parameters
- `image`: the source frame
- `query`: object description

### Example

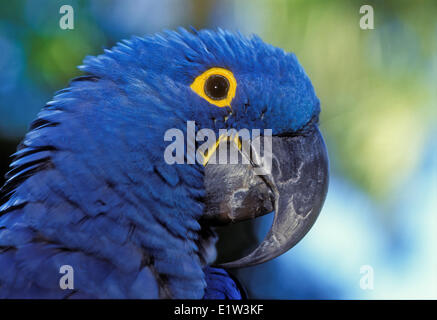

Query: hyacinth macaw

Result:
[0,28,328,299]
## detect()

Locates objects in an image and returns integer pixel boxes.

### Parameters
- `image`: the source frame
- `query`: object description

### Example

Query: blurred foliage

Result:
[231,0,436,200]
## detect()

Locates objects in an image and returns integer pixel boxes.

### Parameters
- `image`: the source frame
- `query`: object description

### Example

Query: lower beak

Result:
[203,126,329,268]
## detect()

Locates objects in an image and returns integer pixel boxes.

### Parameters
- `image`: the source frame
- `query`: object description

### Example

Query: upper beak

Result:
[202,125,329,268]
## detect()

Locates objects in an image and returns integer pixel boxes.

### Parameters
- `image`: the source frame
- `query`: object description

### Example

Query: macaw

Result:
[0,28,328,299]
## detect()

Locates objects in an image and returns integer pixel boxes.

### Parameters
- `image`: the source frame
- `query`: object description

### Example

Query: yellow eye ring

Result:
[190,67,237,108]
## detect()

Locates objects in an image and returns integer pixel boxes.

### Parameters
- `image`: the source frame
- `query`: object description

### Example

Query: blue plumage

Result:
[203,267,244,299]
[0,28,320,298]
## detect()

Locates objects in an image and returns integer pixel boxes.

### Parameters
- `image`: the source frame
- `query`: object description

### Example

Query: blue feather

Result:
[0,28,320,299]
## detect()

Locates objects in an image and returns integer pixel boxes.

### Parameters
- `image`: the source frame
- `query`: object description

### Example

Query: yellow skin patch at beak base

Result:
[202,134,242,166]
[190,67,237,108]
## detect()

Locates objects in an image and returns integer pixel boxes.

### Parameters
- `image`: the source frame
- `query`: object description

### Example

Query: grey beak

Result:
[203,126,329,268]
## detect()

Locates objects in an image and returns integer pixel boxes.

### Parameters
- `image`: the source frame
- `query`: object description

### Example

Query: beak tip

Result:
[217,127,329,268]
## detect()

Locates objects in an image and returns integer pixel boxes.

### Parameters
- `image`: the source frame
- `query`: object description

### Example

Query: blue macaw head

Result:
[84,28,320,134]
[1,28,328,297]
[74,28,328,268]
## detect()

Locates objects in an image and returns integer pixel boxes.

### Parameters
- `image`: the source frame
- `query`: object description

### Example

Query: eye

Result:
[190,67,237,108]
[204,75,229,100]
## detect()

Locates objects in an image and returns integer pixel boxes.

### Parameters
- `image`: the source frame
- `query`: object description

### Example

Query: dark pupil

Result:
[204,75,229,100]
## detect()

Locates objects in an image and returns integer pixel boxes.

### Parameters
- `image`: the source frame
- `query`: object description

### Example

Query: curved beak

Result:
[202,125,329,268]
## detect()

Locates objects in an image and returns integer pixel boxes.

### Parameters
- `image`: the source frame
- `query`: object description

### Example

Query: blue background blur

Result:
[0,0,435,299]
